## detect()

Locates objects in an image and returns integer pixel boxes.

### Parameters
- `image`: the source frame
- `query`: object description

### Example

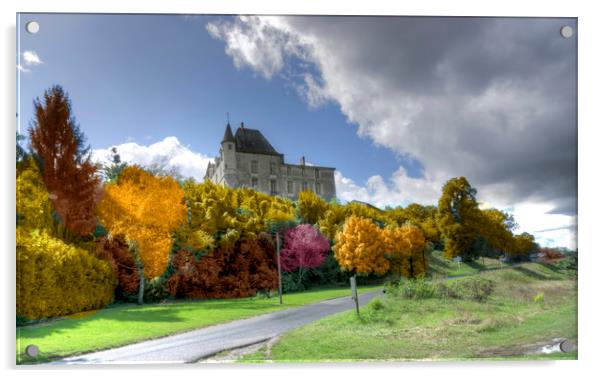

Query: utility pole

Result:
[276,232,283,305]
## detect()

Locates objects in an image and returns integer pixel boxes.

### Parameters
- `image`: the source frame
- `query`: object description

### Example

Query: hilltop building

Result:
[204,122,336,201]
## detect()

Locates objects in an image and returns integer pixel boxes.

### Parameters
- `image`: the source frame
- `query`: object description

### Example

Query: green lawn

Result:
[238,263,577,362]
[428,250,513,277]
[16,285,379,364]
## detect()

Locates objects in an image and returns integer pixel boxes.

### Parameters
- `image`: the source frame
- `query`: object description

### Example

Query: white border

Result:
[2,1,600,378]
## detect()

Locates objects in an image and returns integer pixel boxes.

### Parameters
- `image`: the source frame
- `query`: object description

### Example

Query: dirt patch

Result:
[199,342,269,363]
[476,338,570,357]
[198,336,282,363]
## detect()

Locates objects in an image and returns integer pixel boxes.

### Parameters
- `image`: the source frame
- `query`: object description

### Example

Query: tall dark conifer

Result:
[29,85,100,236]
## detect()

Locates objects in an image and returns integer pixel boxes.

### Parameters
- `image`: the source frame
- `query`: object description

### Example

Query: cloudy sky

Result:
[17,14,577,248]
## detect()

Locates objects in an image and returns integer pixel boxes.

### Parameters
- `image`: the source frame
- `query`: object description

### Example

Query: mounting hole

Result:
[25,344,39,357]
[25,21,39,34]
[560,25,573,39]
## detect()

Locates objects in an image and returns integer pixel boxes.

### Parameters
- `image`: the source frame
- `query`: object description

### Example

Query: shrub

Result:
[167,233,278,299]
[533,291,545,308]
[17,229,116,320]
[398,279,437,299]
[440,277,495,301]
[387,276,495,302]
[96,236,140,299]
[281,272,305,293]
[369,298,385,311]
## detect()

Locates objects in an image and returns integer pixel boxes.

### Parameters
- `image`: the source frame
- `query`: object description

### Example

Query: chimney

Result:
[240,122,245,129]
[300,156,305,166]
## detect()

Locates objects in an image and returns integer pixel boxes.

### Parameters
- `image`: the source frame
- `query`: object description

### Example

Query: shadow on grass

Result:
[511,265,554,281]
[465,260,485,270]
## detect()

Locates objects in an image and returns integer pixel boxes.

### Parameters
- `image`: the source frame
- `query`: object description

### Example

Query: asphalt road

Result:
[54,289,382,364]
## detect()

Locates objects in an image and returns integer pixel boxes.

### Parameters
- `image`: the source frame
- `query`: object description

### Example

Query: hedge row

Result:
[17,229,116,320]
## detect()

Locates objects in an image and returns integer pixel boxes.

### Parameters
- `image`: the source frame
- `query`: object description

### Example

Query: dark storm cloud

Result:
[207,16,577,216]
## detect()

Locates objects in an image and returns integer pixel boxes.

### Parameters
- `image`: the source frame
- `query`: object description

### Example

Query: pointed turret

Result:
[222,123,235,143]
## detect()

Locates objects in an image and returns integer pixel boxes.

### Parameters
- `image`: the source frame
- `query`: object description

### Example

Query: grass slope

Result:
[239,263,577,362]
[427,250,513,277]
[16,285,379,364]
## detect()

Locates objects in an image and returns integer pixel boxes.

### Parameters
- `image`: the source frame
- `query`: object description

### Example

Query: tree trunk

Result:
[130,242,145,305]
[137,265,145,305]
[297,267,306,288]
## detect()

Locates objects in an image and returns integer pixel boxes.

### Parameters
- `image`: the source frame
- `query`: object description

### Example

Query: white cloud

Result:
[22,50,43,65]
[91,136,213,181]
[17,64,30,73]
[509,202,577,249]
[335,167,440,209]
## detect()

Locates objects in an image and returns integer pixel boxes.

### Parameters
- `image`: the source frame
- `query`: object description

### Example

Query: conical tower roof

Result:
[222,123,235,143]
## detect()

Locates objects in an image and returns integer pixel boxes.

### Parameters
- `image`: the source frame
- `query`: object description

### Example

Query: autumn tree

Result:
[280,224,330,286]
[383,224,428,278]
[16,157,54,232]
[437,177,481,260]
[178,180,295,250]
[476,208,516,257]
[385,204,441,246]
[97,166,186,304]
[333,215,389,275]
[297,190,329,225]
[28,85,100,236]
[317,201,347,240]
[512,232,537,256]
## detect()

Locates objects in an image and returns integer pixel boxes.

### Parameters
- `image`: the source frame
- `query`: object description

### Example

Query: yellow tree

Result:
[297,190,329,225]
[317,201,347,240]
[97,166,186,304]
[512,232,536,256]
[178,180,295,250]
[436,177,481,260]
[16,157,54,232]
[383,225,427,278]
[333,215,389,275]
[478,208,516,255]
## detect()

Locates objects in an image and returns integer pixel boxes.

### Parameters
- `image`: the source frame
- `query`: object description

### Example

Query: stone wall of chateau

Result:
[233,152,336,201]
[207,151,335,201]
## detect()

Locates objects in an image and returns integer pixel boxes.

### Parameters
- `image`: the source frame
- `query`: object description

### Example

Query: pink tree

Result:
[280,224,330,286]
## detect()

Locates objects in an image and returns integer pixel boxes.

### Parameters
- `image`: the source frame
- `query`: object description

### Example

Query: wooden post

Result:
[276,233,283,305]
[350,275,359,316]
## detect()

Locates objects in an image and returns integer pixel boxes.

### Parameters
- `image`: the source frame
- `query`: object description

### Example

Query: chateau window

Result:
[270,162,276,175]
[315,169,319,179]
[251,160,258,174]
[287,166,291,176]
[287,181,293,193]
[252,177,258,189]
[316,182,321,195]
[228,144,232,150]
[302,181,307,191]
[270,180,277,195]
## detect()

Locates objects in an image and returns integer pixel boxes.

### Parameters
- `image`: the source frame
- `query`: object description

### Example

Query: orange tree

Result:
[333,215,389,276]
[97,166,186,304]
[382,224,427,279]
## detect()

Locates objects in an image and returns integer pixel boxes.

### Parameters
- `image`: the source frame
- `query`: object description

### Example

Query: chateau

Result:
[205,122,336,201]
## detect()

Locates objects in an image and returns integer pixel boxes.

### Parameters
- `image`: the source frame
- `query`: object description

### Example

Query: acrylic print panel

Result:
[16,13,577,364]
